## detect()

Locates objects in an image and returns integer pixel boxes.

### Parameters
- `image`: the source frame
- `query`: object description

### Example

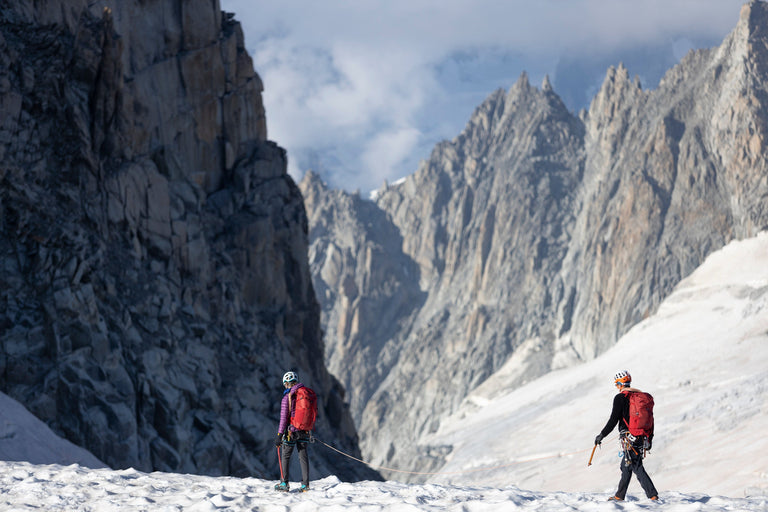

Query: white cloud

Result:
[360,127,423,189]
[220,0,746,193]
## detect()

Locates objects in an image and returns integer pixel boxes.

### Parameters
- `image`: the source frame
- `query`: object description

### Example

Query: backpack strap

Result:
[620,390,632,432]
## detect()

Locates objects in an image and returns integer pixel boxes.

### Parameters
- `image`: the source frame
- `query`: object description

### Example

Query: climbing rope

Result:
[313,435,616,476]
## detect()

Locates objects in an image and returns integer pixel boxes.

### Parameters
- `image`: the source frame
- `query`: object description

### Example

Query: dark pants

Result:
[615,436,657,499]
[280,432,310,487]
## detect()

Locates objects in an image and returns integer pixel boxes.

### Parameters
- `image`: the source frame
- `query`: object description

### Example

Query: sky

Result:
[220,0,747,195]
[0,232,766,510]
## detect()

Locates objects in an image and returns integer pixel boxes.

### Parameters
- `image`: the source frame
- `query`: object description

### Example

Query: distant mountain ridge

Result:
[300,0,768,479]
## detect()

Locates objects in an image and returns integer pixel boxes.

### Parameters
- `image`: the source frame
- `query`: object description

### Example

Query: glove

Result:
[274,433,283,447]
[644,437,652,451]
[594,433,604,445]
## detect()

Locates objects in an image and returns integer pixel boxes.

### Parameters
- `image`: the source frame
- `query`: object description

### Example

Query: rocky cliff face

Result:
[302,1,768,479]
[0,0,376,480]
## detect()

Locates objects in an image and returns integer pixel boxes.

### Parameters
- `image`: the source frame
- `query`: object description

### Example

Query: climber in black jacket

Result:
[594,370,659,502]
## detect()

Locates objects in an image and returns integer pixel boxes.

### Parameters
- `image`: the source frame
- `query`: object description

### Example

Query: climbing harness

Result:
[619,432,646,466]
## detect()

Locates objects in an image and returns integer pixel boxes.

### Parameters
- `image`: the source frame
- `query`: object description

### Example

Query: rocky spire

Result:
[541,74,553,93]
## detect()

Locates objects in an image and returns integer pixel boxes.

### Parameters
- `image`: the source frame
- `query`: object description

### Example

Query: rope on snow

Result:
[313,435,616,476]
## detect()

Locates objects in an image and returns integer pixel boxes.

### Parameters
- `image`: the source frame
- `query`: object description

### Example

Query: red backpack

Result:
[622,390,654,437]
[290,386,318,431]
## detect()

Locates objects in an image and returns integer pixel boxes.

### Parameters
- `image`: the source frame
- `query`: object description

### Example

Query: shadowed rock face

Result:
[303,1,768,480]
[0,0,378,481]
[300,171,427,421]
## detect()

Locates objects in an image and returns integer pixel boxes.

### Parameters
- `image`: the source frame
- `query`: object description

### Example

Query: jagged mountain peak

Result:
[541,74,553,93]
[739,0,768,84]
[586,63,644,129]
[742,0,768,40]
[450,71,579,167]
[680,0,768,92]
[513,69,530,89]
[298,169,330,203]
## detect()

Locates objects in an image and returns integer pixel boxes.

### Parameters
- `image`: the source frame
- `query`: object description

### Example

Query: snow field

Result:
[0,461,765,511]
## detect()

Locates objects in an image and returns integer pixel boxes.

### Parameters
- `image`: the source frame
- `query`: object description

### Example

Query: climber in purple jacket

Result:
[274,371,310,492]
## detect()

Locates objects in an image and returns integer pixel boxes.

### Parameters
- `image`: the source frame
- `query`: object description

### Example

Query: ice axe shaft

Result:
[277,446,284,481]
[588,444,598,466]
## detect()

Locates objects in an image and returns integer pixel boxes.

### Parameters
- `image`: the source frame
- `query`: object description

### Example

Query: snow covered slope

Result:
[0,393,105,469]
[421,232,768,498]
[0,463,765,510]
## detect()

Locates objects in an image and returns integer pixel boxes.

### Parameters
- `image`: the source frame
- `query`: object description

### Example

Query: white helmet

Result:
[614,370,631,386]
[282,371,298,384]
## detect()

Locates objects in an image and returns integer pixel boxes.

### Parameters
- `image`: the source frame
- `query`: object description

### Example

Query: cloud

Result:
[360,127,423,188]
[249,33,437,188]
[220,0,745,193]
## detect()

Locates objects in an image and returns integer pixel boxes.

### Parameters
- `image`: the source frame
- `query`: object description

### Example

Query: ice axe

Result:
[588,443,598,466]
[277,446,284,481]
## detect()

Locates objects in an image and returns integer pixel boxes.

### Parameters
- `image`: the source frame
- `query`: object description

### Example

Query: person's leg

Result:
[624,438,658,499]
[632,460,658,498]
[297,441,310,487]
[281,442,294,484]
[614,457,633,499]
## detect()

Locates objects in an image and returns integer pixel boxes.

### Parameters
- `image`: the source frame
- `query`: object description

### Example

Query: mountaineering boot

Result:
[607,496,623,501]
[300,484,310,492]
[650,496,659,501]
[274,482,289,492]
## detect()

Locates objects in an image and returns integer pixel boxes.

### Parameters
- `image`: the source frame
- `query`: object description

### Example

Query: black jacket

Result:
[600,388,654,441]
